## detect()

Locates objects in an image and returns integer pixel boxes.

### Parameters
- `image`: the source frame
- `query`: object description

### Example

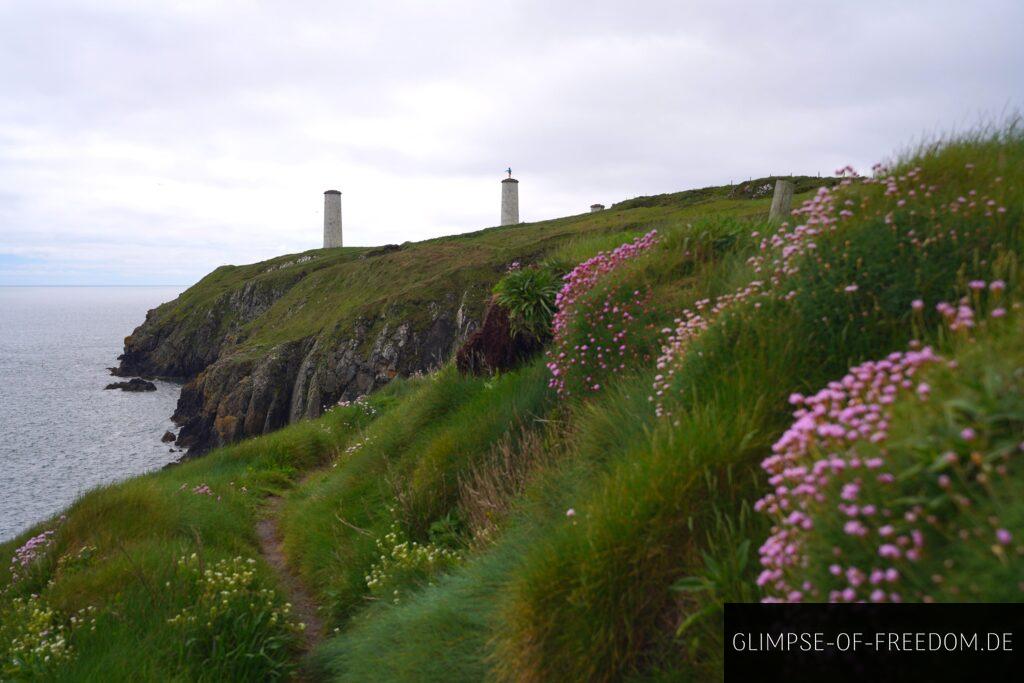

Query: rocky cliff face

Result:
[115,174,814,458]
[118,271,481,456]
[116,276,298,379]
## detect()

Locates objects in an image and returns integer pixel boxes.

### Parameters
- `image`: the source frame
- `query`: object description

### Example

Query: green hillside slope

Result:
[115,176,832,455]
[1,128,1022,682]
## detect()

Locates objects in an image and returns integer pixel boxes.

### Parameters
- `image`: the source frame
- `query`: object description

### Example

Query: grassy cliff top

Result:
[152,176,833,354]
[20,140,1024,683]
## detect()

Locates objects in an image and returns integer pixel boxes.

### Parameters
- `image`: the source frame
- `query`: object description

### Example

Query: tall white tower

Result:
[501,169,519,226]
[323,190,342,248]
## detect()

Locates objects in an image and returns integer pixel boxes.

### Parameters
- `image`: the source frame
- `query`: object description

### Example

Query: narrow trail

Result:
[256,494,325,653]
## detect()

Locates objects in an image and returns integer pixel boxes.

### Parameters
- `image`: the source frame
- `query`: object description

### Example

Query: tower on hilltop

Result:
[323,190,342,248]
[501,168,519,226]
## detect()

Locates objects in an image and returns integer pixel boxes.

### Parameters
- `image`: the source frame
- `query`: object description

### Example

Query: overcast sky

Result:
[0,1,1020,285]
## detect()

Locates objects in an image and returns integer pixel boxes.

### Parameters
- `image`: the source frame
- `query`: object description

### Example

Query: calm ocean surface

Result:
[0,287,183,542]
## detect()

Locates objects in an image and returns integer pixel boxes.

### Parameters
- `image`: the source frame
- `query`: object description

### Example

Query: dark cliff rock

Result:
[115,276,298,379]
[114,175,782,456]
[173,339,311,454]
[105,378,157,392]
[119,269,483,457]
[288,295,474,424]
[456,300,542,375]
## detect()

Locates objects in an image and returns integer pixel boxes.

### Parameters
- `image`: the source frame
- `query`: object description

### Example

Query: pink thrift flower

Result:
[878,544,901,559]
[844,521,867,536]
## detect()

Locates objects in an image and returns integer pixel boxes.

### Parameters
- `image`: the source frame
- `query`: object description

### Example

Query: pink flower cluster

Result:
[936,300,975,331]
[745,162,995,292]
[934,280,1008,329]
[749,185,840,285]
[869,165,1007,248]
[755,345,942,603]
[943,186,1008,218]
[651,281,765,417]
[546,230,659,395]
[10,529,57,581]
[653,176,863,415]
[654,159,1010,419]
[178,482,215,497]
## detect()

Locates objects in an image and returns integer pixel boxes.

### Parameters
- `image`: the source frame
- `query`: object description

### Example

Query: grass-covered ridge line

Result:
[2,125,1022,681]
[131,176,817,362]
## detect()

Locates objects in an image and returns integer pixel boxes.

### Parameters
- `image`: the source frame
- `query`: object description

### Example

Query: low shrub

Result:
[365,508,463,605]
[168,554,302,681]
[492,265,562,339]
[0,593,96,680]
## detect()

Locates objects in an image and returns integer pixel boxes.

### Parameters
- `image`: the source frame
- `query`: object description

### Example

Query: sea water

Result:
[0,287,183,542]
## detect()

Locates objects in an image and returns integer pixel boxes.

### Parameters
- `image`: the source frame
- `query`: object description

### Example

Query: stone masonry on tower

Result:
[324,190,342,248]
[501,169,519,226]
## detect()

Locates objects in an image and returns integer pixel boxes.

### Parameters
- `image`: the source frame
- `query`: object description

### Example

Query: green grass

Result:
[0,397,380,680]
[278,360,555,623]
[788,313,1024,604]
[2,126,1022,681]
[313,124,1024,682]
[126,180,820,382]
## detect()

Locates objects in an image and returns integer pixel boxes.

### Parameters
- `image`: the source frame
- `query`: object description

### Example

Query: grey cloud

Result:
[0,0,1021,285]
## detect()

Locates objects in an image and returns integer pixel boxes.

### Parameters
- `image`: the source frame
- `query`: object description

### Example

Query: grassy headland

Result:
[1,128,1022,681]
[116,175,831,455]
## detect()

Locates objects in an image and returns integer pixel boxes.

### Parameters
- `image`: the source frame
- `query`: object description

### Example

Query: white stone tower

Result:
[323,190,342,248]
[501,168,519,226]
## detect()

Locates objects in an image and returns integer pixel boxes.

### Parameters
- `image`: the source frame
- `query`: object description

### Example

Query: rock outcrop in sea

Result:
[104,378,157,392]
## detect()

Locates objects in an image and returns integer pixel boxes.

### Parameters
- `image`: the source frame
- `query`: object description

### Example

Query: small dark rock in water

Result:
[161,431,176,443]
[104,378,157,392]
